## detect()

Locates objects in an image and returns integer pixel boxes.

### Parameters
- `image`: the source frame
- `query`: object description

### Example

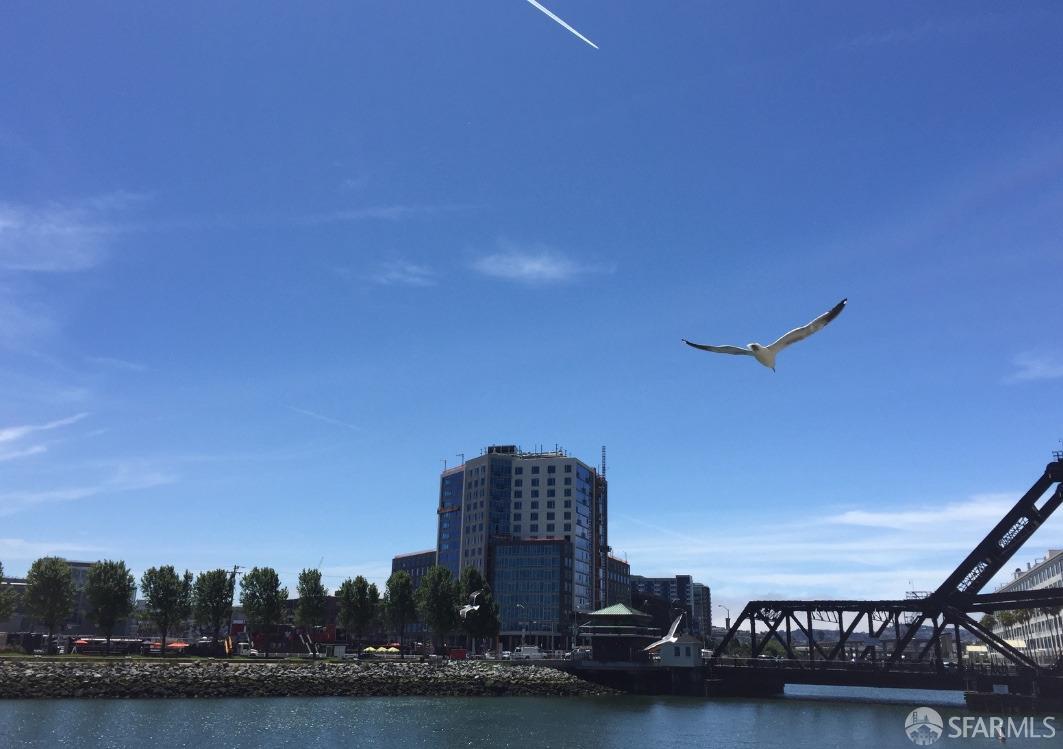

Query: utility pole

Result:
[227,565,243,641]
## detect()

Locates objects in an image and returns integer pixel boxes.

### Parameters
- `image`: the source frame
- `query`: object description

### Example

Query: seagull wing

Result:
[682,340,752,356]
[766,298,847,353]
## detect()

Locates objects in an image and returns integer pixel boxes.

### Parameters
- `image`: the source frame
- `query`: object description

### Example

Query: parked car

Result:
[512,646,547,660]
[501,650,512,660]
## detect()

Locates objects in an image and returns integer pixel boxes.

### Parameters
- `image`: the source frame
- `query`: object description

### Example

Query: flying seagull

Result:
[682,298,847,372]
[459,590,483,620]
[525,0,599,49]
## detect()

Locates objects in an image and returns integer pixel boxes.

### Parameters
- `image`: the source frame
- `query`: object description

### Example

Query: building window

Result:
[515,467,523,475]
[564,512,571,520]
[547,490,555,498]
[531,490,539,498]
[513,513,522,521]
[531,501,539,509]
[547,512,555,520]
[563,489,571,497]
[564,477,572,485]
[513,524,522,533]
[564,464,572,473]
[548,465,556,474]
[564,524,572,532]
[530,524,539,533]
[547,477,555,486]
[531,513,539,521]
[546,500,555,508]
[531,478,540,486]
[531,466,540,474]
[514,478,523,487]
[513,501,522,509]
[547,524,555,532]
[514,490,523,499]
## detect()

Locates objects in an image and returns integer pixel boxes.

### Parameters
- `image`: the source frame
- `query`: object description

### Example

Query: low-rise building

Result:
[989,549,1063,665]
[606,555,631,607]
[392,550,436,639]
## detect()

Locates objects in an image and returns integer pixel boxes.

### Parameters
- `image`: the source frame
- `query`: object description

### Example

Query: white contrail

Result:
[525,0,599,49]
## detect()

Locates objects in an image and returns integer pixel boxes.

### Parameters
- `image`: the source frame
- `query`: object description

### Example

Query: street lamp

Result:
[717,604,731,631]
[516,603,527,652]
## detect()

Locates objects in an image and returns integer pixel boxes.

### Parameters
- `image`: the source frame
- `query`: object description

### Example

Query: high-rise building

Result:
[630,574,712,637]
[436,467,464,578]
[692,582,712,637]
[434,444,608,647]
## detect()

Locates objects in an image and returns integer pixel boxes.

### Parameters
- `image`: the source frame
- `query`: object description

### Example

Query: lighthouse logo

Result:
[905,707,944,745]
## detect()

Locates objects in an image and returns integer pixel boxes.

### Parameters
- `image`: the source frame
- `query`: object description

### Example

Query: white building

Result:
[989,549,1063,665]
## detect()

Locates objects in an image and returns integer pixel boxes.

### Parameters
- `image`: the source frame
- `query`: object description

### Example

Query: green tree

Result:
[84,560,136,654]
[416,566,459,654]
[998,610,1017,636]
[1014,608,1033,640]
[25,557,74,653]
[193,569,236,648]
[1039,605,1062,656]
[0,561,17,624]
[385,570,416,656]
[240,567,287,657]
[459,566,499,654]
[296,568,328,628]
[338,576,378,648]
[140,565,193,656]
[979,613,997,632]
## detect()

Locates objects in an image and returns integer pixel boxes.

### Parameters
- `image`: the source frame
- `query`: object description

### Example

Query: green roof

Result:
[587,603,652,619]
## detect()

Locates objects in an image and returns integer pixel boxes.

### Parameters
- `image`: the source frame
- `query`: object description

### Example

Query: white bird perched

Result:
[459,590,483,620]
[682,298,847,372]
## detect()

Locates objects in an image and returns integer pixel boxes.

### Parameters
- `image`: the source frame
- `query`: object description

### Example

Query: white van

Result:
[512,646,547,660]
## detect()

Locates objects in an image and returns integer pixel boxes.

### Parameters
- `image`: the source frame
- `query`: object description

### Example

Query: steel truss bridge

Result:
[709,458,1063,699]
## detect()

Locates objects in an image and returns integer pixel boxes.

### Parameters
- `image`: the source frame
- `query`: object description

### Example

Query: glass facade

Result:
[436,469,464,577]
[436,445,608,643]
[494,539,573,646]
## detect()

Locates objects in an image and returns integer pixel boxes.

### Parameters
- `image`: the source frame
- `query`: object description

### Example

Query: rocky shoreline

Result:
[0,659,618,699]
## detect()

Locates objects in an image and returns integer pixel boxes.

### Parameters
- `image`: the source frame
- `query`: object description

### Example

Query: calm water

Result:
[0,686,1053,748]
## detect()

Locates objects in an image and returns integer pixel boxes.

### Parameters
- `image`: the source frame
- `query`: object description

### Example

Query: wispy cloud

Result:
[0,537,107,563]
[286,406,363,433]
[370,260,436,287]
[611,489,1063,604]
[0,444,47,462]
[0,193,146,350]
[826,493,1016,531]
[86,356,148,373]
[0,192,144,273]
[843,13,1010,49]
[471,241,613,284]
[0,412,89,444]
[1006,351,1063,383]
[0,466,177,517]
[0,283,56,348]
[303,204,463,224]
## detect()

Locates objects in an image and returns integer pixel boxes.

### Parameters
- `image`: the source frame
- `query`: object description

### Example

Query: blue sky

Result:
[2,2,1062,613]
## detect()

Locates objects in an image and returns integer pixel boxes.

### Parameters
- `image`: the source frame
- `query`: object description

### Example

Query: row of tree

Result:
[981,607,1063,654]
[0,557,500,655]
